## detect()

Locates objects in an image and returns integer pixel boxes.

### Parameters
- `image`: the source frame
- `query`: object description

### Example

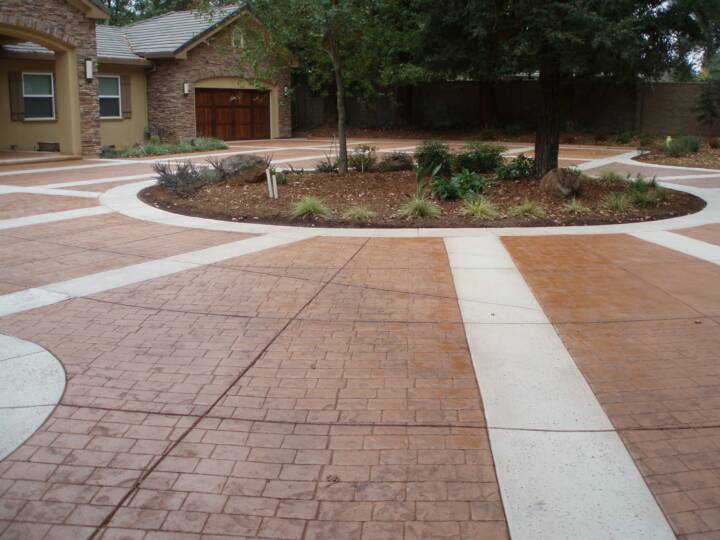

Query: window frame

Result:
[22,72,55,121]
[98,75,122,120]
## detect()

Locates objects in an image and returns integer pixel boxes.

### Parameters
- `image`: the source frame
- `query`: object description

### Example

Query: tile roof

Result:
[122,5,240,57]
[0,6,241,64]
[96,25,146,63]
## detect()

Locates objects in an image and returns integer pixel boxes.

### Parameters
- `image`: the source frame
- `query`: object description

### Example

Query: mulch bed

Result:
[636,147,720,170]
[140,170,705,228]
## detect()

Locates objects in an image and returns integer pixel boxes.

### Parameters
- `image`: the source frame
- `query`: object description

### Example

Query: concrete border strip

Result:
[631,231,720,265]
[445,236,675,540]
[0,206,113,230]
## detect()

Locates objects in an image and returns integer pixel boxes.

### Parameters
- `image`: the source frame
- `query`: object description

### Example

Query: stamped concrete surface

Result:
[1,139,720,539]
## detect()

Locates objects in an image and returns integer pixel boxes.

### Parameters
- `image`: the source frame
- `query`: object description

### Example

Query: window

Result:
[98,76,121,119]
[22,73,55,120]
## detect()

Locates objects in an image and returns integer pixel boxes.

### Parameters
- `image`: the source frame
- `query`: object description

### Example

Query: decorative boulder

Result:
[539,168,582,198]
[220,154,269,184]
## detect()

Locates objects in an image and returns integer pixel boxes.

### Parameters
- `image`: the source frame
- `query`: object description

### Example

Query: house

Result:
[0,0,292,157]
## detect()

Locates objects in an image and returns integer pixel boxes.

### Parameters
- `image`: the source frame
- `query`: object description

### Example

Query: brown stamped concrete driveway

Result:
[0,139,720,539]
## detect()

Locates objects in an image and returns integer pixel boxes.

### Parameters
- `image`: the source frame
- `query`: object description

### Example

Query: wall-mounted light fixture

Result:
[183,81,190,96]
[85,59,94,81]
[283,86,290,97]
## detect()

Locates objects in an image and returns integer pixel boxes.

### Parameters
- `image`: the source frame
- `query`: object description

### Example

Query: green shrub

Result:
[612,130,635,145]
[432,169,486,200]
[563,198,590,215]
[154,160,207,197]
[663,135,701,157]
[122,146,147,158]
[599,170,626,183]
[348,144,377,172]
[148,135,161,145]
[397,197,441,219]
[627,176,667,206]
[459,195,498,219]
[639,133,657,147]
[192,137,228,151]
[478,128,497,141]
[495,154,535,179]
[342,205,377,221]
[100,146,117,158]
[144,143,175,155]
[289,196,332,219]
[605,192,631,212]
[415,140,452,177]
[176,142,194,153]
[510,198,545,218]
[453,143,505,173]
[316,155,338,173]
[377,152,414,172]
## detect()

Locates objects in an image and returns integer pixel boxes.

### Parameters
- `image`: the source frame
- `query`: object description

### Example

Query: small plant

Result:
[639,133,657,147]
[397,197,442,219]
[612,130,635,145]
[605,192,631,212]
[627,175,667,206]
[432,169,486,200]
[510,198,546,218]
[563,198,590,215]
[100,146,117,158]
[496,154,535,179]
[342,205,377,221]
[289,196,332,219]
[148,135,161,145]
[415,140,452,177]
[478,127,497,141]
[316,154,339,173]
[348,144,378,172]
[377,152,414,172]
[154,160,207,197]
[177,141,194,153]
[453,143,505,173]
[599,170,626,183]
[663,135,701,157]
[275,172,289,185]
[192,137,228,151]
[459,195,498,219]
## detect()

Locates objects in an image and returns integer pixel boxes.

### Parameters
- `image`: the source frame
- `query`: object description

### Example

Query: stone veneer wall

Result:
[0,0,101,155]
[146,26,292,141]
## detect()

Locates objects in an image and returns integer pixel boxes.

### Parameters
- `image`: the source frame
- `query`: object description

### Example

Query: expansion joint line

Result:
[88,237,371,539]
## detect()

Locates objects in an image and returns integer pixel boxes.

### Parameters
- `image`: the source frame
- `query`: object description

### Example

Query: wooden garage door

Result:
[195,89,270,140]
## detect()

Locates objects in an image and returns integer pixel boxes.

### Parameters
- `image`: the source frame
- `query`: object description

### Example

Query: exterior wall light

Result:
[283,86,290,97]
[183,81,190,96]
[85,59,94,80]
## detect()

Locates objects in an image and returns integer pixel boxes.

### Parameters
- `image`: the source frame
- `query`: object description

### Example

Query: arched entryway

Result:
[0,21,83,155]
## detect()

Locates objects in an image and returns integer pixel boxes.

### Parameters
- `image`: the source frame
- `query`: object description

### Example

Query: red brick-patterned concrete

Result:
[504,234,720,540]
[0,194,97,220]
[0,214,251,288]
[676,224,720,246]
[0,237,508,539]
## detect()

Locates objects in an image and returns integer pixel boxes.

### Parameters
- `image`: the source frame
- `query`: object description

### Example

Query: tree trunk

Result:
[534,51,561,176]
[330,49,348,173]
[326,3,348,174]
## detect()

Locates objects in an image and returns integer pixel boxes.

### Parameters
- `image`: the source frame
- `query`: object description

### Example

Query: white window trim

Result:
[22,72,55,121]
[98,75,122,120]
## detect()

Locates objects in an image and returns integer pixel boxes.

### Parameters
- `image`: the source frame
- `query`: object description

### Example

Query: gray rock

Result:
[377,152,414,172]
[539,168,582,198]
[220,154,269,184]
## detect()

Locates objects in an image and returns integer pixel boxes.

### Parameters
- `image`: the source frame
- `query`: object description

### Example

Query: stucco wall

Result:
[0,59,63,151]
[98,64,148,149]
[0,0,101,155]
[146,25,292,142]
